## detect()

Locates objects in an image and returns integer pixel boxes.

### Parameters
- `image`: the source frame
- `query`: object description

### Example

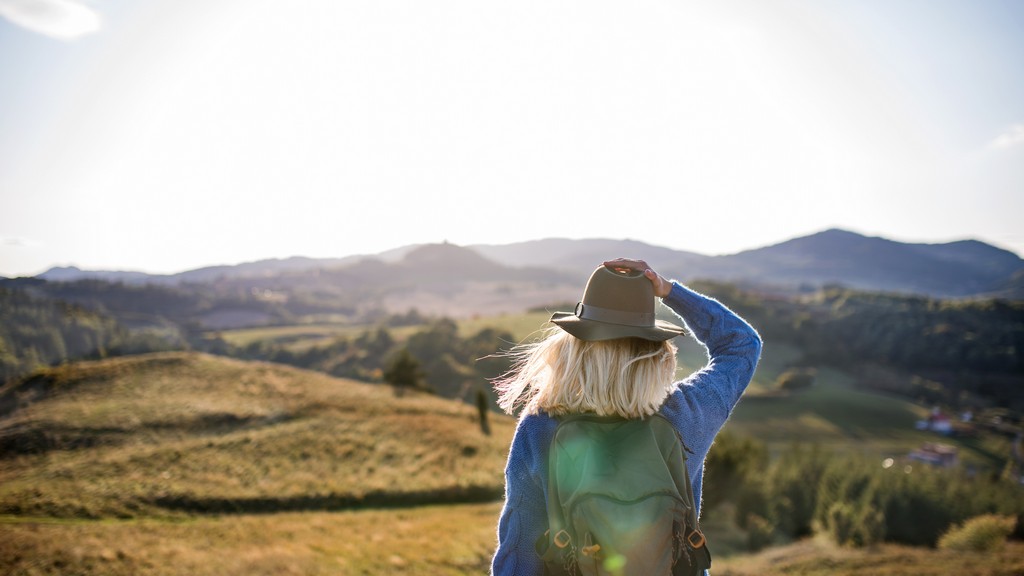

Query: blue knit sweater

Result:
[491,282,763,575]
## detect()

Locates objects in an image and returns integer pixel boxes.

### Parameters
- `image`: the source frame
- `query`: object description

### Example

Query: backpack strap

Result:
[662,415,711,576]
[536,416,581,574]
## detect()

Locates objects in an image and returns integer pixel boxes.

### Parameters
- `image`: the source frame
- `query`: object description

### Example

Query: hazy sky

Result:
[2,0,1022,276]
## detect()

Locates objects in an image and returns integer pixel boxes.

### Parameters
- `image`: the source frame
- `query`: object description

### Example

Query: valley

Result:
[1,230,1022,574]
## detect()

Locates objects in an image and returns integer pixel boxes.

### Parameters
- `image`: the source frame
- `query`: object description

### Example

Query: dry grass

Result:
[0,352,514,518]
[4,506,1023,576]
[0,503,501,576]
[3,351,1023,576]
[714,537,1024,576]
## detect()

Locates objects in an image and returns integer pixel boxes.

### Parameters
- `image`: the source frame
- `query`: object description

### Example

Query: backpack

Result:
[535,413,712,576]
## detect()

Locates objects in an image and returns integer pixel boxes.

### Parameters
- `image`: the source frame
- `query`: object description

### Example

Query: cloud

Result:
[2,236,33,247]
[990,124,1024,150]
[0,0,101,40]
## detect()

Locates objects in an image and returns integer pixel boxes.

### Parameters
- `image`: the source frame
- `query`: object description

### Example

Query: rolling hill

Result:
[707,228,1024,297]
[474,229,1024,298]
[0,344,1007,522]
[4,243,582,330]
[2,331,1020,575]
[0,352,514,518]
[470,237,714,276]
[29,228,1024,299]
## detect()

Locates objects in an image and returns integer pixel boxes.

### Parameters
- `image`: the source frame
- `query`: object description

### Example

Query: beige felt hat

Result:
[550,265,686,342]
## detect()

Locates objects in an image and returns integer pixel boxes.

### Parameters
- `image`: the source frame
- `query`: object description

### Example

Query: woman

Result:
[491,258,762,575]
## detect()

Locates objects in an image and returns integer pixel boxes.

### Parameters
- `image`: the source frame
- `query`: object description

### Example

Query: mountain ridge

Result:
[27,228,1024,299]
[708,228,1024,297]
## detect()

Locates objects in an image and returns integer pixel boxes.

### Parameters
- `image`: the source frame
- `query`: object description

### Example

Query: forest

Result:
[3,278,1022,418]
[0,287,175,381]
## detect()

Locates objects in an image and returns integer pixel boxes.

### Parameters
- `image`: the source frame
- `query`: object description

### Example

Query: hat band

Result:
[575,302,655,328]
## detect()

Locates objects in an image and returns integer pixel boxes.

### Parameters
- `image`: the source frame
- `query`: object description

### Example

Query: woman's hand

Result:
[602,258,672,298]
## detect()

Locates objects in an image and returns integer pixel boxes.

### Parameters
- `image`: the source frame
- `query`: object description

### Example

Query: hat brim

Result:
[550,312,686,342]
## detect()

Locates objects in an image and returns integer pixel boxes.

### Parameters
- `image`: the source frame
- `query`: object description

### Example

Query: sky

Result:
[1,0,1022,277]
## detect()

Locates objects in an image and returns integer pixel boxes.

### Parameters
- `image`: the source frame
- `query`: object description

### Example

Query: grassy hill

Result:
[207,305,1016,474]
[4,503,1023,575]
[2,349,1021,575]
[0,352,514,518]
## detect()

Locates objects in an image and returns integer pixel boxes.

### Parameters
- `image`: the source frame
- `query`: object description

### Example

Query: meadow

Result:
[1,307,1021,575]
[213,311,555,352]
[5,504,1024,576]
[0,353,514,519]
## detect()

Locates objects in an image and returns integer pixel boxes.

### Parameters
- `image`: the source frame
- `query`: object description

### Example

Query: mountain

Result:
[995,270,1024,300]
[705,229,1024,297]
[350,242,534,285]
[36,255,378,285]
[171,256,360,284]
[474,230,1024,298]
[7,243,582,329]
[37,265,156,284]
[470,238,713,276]
[28,229,1024,299]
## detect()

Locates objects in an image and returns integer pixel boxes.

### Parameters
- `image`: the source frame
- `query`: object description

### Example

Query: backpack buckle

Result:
[554,530,572,549]
[686,530,706,549]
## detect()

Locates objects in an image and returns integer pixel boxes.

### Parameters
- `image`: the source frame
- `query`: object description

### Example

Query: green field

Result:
[725,366,1010,469]
[729,367,922,449]
[213,323,355,348]
[212,311,555,353]
[216,312,1011,471]
[213,323,428,351]
[2,320,1020,575]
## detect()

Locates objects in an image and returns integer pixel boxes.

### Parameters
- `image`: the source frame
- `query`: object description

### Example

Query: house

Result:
[915,408,954,435]
[908,442,958,468]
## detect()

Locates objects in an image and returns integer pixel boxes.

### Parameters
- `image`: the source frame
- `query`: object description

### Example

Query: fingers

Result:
[602,258,649,273]
[645,269,671,298]
[602,258,670,297]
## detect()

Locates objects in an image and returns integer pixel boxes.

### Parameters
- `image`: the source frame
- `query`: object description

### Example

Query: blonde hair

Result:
[494,327,678,419]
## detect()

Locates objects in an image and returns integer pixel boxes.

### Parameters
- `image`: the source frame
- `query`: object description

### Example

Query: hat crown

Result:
[580,267,656,321]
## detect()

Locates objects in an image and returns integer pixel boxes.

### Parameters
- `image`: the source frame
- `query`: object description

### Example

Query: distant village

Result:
[910,407,1024,484]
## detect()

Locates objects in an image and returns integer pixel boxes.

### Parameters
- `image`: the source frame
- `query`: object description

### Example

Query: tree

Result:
[383,348,427,395]
[476,388,492,435]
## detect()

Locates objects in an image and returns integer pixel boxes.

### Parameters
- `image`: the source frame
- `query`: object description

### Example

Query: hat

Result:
[550,265,686,341]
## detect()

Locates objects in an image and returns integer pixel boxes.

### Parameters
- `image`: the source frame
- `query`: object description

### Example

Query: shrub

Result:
[702,433,1024,550]
[815,457,886,547]
[383,348,428,393]
[745,513,775,552]
[702,431,768,512]
[768,444,832,539]
[823,501,885,547]
[734,477,771,531]
[875,466,955,547]
[938,514,1017,552]
[775,368,816,392]
[874,462,1024,547]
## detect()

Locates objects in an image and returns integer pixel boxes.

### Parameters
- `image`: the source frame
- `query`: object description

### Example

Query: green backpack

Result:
[535,414,711,576]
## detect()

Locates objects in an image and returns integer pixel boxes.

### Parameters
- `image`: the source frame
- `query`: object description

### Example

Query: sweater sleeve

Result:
[659,282,762,473]
[491,414,558,576]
